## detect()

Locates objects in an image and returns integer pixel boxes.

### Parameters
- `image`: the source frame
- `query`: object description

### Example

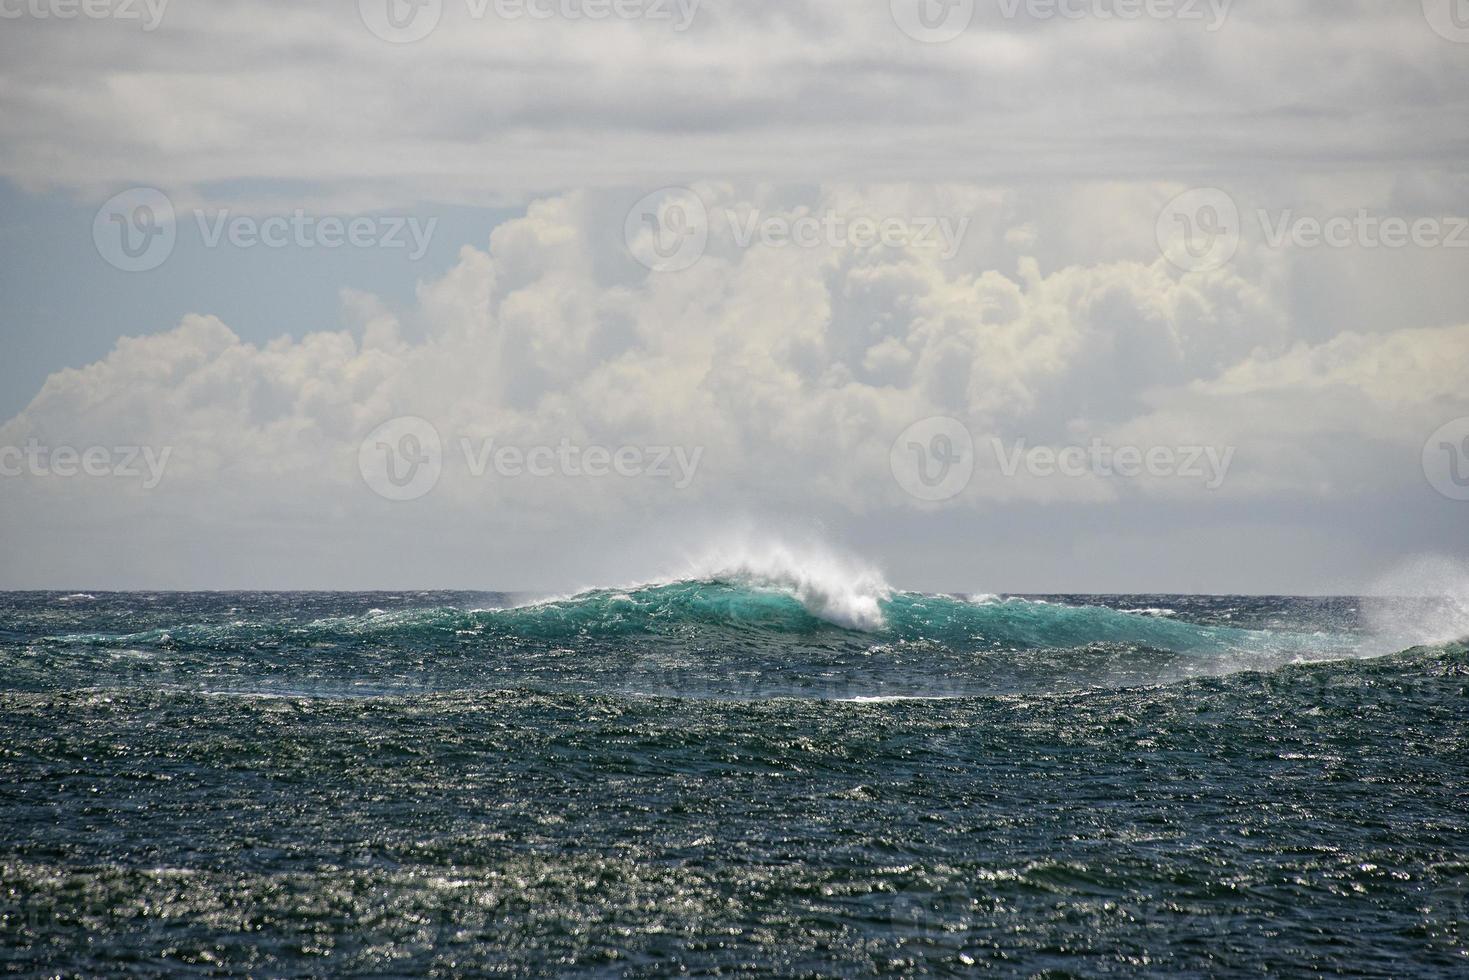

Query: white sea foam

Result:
[664,535,892,631]
[1362,555,1469,652]
[842,695,961,703]
[493,536,890,632]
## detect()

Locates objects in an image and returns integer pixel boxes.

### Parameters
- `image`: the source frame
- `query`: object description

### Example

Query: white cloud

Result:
[2,2,1466,592]
[3,182,1464,590]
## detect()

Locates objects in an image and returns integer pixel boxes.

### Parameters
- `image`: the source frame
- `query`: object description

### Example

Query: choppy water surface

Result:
[2,583,1466,976]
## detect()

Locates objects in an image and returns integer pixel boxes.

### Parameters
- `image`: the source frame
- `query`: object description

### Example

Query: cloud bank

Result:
[3,1,1468,204]
[1,2,1466,589]
[3,182,1466,589]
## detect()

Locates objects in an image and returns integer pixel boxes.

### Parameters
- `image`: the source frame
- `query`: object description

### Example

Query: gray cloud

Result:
[2,2,1467,201]
[1,2,1467,590]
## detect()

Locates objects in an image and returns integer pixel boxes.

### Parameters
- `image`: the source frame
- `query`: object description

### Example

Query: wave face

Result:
[3,585,1467,976]
[8,578,1459,700]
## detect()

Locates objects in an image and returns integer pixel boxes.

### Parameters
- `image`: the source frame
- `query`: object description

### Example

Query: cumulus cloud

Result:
[1,2,1466,589]
[2,182,1464,588]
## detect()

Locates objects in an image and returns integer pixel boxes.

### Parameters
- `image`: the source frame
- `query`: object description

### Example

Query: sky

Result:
[1,0,1467,593]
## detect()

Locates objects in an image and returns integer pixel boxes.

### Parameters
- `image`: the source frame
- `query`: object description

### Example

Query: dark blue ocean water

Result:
[1,585,1466,976]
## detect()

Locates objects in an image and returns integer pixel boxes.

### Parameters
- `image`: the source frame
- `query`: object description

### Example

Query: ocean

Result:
[2,572,1466,976]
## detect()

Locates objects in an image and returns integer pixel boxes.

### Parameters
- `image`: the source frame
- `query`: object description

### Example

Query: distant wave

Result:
[46,580,1389,662]
[35,547,1469,698]
[24,582,1469,704]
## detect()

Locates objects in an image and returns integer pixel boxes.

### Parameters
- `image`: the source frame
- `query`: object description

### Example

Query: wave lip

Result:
[648,540,893,631]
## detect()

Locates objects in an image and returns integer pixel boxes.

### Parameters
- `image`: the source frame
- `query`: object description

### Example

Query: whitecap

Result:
[841,694,962,703]
[667,536,892,631]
